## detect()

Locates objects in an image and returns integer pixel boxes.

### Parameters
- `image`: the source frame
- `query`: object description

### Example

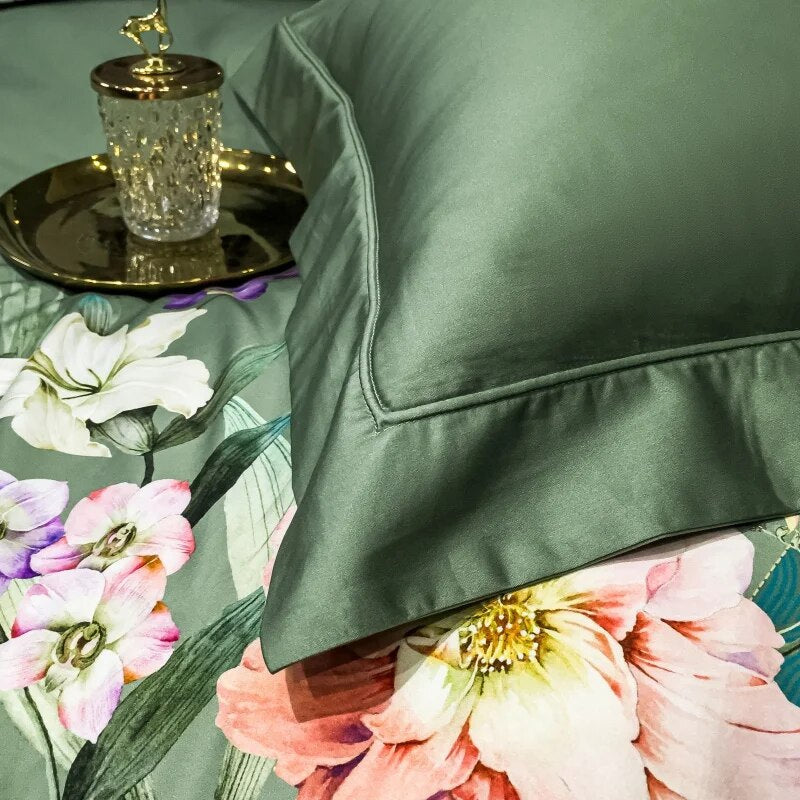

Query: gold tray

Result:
[0,149,306,292]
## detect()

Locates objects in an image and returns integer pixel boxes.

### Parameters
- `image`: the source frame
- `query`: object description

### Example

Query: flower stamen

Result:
[458,593,541,674]
[93,522,137,557]
[55,622,107,669]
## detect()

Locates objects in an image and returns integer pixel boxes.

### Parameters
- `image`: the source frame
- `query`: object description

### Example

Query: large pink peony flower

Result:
[31,480,194,576]
[216,532,800,799]
[0,556,178,742]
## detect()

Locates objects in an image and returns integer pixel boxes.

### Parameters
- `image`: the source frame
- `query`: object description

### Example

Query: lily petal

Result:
[11,386,111,457]
[111,600,179,682]
[0,368,39,420]
[37,313,126,393]
[0,479,68,531]
[0,470,16,490]
[95,556,167,642]
[57,649,123,742]
[75,356,212,423]
[0,357,27,397]
[0,628,59,689]
[12,569,105,636]
[121,309,206,361]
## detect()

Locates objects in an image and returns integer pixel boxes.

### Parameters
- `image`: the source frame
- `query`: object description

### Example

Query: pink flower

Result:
[216,532,800,799]
[31,480,194,576]
[0,557,178,742]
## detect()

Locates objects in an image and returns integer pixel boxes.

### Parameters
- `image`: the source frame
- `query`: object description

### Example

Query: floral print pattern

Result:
[1,284,799,799]
[0,309,211,457]
[216,532,800,799]
[32,480,194,576]
[0,557,177,741]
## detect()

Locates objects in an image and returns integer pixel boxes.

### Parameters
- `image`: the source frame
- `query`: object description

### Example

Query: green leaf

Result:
[223,397,293,598]
[184,414,290,527]
[215,745,274,800]
[62,590,265,800]
[0,280,64,357]
[152,343,285,452]
[92,408,158,455]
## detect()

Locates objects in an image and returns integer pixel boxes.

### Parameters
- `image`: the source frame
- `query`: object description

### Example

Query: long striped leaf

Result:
[62,590,265,800]
[223,397,293,598]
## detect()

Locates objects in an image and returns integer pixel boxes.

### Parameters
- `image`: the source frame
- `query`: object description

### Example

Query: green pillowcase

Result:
[233,0,800,671]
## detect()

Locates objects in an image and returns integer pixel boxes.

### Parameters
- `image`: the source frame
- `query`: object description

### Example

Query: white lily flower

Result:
[0,310,212,458]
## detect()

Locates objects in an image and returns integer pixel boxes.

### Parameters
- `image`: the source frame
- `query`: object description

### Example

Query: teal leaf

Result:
[185,414,290,527]
[92,408,158,455]
[152,343,285,452]
[223,397,293,598]
[77,294,117,335]
[215,745,274,800]
[752,546,800,705]
[62,590,265,800]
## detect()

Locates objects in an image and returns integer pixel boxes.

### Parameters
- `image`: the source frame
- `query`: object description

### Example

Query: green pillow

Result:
[233,0,800,671]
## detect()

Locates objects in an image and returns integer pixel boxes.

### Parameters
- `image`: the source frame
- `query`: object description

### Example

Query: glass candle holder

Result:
[91,54,224,242]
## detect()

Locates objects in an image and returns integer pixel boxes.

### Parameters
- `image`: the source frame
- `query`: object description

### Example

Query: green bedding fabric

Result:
[231,0,800,670]
[3,3,800,800]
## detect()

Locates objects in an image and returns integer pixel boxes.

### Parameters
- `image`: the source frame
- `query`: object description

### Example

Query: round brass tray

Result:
[0,149,306,293]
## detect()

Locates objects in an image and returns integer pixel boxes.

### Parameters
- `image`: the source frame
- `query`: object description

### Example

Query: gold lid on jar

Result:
[90,54,224,101]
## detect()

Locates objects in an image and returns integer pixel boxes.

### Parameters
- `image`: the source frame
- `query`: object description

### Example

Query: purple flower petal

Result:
[163,267,299,310]
[0,519,65,579]
[163,290,208,310]
[231,277,270,301]
[0,480,69,531]
[0,471,16,490]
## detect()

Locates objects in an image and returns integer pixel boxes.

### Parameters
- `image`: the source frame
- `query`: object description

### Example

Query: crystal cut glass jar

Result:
[91,54,224,242]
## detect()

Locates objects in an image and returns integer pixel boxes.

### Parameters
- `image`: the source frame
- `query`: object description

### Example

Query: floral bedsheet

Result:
[0,255,799,800]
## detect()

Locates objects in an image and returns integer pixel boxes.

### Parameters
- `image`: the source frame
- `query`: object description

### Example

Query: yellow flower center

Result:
[457,593,542,674]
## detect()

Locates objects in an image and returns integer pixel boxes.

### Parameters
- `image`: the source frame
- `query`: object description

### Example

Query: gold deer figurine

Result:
[120,1,176,73]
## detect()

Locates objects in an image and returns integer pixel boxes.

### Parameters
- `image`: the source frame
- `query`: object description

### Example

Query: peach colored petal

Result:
[364,641,475,744]
[644,533,753,621]
[672,598,784,679]
[451,764,521,800]
[333,709,478,800]
[645,771,685,800]
[634,664,800,799]
[216,640,394,784]
[296,764,357,800]
[628,614,800,737]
